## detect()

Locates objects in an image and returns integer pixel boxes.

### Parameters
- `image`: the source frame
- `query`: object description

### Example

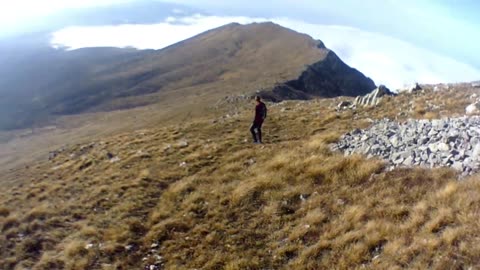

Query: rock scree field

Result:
[3,84,480,269]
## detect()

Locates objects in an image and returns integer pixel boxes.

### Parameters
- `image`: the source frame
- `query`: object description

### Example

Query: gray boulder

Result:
[354,85,395,107]
[407,83,422,93]
[337,101,353,110]
[466,102,480,115]
[332,116,480,177]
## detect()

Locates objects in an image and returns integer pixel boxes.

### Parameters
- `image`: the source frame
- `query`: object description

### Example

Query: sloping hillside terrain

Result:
[2,85,480,269]
[0,22,375,130]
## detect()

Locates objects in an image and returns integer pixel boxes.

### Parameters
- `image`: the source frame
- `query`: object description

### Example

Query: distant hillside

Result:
[0,40,152,129]
[0,22,375,130]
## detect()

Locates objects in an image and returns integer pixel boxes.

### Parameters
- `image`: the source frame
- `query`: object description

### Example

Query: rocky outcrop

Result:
[405,82,422,93]
[354,85,395,107]
[466,101,480,115]
[337,101,353,110]
[332,117,480,177]
[261,51,376,101]
[260,84,310,102]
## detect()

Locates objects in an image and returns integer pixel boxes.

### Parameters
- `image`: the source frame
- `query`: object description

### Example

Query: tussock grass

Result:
[0,207,9,217]
[2,214,19,232]
[24,204,54,222]
[2,86,480,269]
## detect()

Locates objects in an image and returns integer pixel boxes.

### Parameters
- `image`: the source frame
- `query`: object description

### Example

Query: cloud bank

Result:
[50,14,480,89]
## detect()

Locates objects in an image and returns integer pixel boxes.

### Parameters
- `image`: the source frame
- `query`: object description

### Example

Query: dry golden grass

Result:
[2,85,480,269]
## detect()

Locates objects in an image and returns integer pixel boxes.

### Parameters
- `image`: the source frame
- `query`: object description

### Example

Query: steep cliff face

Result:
[262,50,376,101]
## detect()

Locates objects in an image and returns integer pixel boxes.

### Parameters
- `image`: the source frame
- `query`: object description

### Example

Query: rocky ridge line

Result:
[260,50,377,101]
[332,116,480,177]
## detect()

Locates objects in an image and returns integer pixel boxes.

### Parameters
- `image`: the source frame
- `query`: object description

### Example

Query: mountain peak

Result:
[0,21,375,130]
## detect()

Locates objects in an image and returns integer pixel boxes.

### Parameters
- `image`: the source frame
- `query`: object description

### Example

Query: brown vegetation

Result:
[2,85,480,269]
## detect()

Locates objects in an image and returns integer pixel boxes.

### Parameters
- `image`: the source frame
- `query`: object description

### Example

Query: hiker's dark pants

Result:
[250,120,263,142]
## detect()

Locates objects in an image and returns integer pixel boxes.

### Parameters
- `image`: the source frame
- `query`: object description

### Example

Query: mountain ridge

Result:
[261,50,376,101]
[0,21,375,130]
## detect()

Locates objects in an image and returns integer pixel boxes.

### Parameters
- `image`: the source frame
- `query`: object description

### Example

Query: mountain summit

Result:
[0,22,375,130]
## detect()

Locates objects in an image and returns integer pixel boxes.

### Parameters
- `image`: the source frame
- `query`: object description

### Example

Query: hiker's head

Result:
[255,96,261,103]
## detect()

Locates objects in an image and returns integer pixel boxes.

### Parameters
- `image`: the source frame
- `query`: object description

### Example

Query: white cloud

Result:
[50,14,480,89]
[51,14,257,50]
[273,18,480,89]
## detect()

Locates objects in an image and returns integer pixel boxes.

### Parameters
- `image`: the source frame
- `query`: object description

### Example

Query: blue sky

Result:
[1,0,479,88]
[157,0,480,69]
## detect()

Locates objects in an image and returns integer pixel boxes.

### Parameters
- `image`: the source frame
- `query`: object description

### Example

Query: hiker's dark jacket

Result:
[254,102,267,123]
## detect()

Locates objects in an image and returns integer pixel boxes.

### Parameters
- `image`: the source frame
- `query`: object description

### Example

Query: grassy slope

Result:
[2,86,480,269]
[0,22,327,171]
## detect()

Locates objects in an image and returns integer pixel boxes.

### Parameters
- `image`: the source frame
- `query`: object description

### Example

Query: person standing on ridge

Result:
[250,96,267,144]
